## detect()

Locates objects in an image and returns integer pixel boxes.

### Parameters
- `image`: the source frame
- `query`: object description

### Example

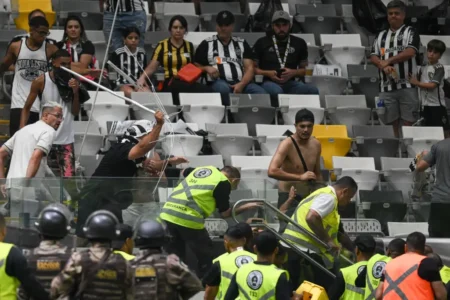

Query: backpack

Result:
[248,0,283,32]
[352,0,388,34]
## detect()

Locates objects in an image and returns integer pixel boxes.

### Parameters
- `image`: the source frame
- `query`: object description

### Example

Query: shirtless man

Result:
[268,109,322,219]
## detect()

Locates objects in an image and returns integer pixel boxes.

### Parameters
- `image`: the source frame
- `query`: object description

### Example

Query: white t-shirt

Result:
[4,120,56,188]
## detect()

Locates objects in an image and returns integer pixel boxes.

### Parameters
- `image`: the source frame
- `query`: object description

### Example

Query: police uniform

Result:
[364,254,391,300]
[160,166,233,277]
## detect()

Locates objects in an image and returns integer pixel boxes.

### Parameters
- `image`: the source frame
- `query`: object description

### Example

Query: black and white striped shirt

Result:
[371,25,421,92]
[194,35,253,83]
[110,46,147,85]
[105,0,144,12]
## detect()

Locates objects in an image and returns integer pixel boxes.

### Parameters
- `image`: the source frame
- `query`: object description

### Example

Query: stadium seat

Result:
[313,125,352,170]
[306,75,348,108]
[58,1,102,30]
[353,125,399,170]
[387,222,428,237]
[178,155,224,169]
[380,157,416,202]
[131,92,178,122]
[206,123,253,165]
[341,4,371,46]
[14,0,55,30]
[144,31,170,52]
[0,29,26,59]
[78,154,103,178]
[321,34,365,78]
[200,2,246,32]
[184,32,216,49]
[154,2,199,32]
[347,64,380,109]
[360,190,407,233]
[279,94,324,125]
[322,0,352,16]
[332,156,379,195]
[85,91,129,135]
[420,35,450,65]
[0,3,9,29]
[325,95,371,136]
[294,4,341,45]
[161,122,203,157]
[229,94,276,136]
[401,126,444,157]
[231,155,276,196]
[249,3,290,18]
[179,93,225,130]
[341,218,384,237]
[256,124,295,156]
[87,30,107,66]
[293,33,320,64]
[233,32,265,47]
[74,121,103,156]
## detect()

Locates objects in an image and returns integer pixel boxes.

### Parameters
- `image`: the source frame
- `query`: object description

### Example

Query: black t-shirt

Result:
[252,35,308,74]
[56,40,95,63]
[380,257,442,282]
[5,245,49,300]
[92,142,137,177]
[224,262,292,300]
[183,167,231,213]
[203,261,221,286]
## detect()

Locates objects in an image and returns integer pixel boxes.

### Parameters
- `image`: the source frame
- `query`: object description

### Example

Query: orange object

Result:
[14,0,56,31]
[383,253,434,300]
[177,63,202,84]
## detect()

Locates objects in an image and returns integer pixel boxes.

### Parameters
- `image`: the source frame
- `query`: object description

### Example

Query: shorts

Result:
[422,105,450,130]
[48,143,75,177]
[380,88,419,124]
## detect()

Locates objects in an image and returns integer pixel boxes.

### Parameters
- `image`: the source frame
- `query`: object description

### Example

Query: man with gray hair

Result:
[0,102,62,218]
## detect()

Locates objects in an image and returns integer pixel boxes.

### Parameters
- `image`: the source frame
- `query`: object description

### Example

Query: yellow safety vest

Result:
[216,249,256,300]
[113,250,136,261]
[160,166,228,229]
[364,254,391,300]
[0,242,20,300]
[282,186,340,269]
[235,262,286,300]
[440,265,450,284]
[341,260,367,300]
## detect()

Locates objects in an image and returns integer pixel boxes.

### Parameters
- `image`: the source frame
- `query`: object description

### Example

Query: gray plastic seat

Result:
[58,1,103,30]
[154,2,199,32]
[347,64,380,109]
[229,94,276,136]
[233,32,265,47]
[322,0,352,16]
[294,4,341,45]
[200,2,246,32]
[292,33,320,64]
[131,92,178,122]
[353,125,399,170]
[144,31,170,54]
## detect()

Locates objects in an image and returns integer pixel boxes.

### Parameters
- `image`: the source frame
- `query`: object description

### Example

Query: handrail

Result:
[231,199,354,266]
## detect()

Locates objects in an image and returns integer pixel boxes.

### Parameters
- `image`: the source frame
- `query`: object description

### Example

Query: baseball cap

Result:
[354,235,376,253]
[126,119,155,138]
[272,10,290,23]
[216,10,235,26]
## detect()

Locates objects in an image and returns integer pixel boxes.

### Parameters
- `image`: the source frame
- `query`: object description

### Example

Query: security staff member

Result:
[225,230,292,300]
[204,224,257,300]
[375,231,447,300]
[112,224,135,261]
[329,235,376,300]
[132,220,203,299]
[0,213,49,300]
[51,210,133,299]
[428,253,450,285]
[159,165,259,278]
[19,204,73,300]
[282,176,358,290]
[358,238,405,300]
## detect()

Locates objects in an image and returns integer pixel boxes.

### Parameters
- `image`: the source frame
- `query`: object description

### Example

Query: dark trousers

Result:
[165,221,213,279]
[429,203,450,237]
[162,78,212,105]
[10,109,39,136]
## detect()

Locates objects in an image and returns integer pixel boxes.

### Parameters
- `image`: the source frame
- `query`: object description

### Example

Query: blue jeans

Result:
[209,79,267,106]
[103,10,147,53]
[260,80,319,96]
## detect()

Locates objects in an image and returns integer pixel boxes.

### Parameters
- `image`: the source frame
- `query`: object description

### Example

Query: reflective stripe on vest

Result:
[384,265,419,300]
[341,260,367,300]
[282,186,340,269]
[364,254,391,300]
[0,242,20,300]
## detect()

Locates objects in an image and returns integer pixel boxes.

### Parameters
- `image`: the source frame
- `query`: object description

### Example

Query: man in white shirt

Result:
[0,102,62,218]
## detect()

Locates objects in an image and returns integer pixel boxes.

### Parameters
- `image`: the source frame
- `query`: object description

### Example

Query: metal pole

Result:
[106,61,143,90]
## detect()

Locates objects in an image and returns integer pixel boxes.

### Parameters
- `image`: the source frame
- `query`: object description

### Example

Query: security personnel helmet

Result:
[83,210,120,240]
[134,220,168,248]
[35,203,72,239]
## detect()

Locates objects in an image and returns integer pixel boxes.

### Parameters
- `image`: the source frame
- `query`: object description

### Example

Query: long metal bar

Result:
[232,199,354,265]
[106,61,142,89]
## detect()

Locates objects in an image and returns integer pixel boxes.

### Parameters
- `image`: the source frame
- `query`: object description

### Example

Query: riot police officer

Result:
[51,210,133,299]
[132,220,203,299]
[19,204,73,300]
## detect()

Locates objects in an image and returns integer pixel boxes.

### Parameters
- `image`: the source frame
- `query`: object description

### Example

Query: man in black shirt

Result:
[253,11,319,105]
[76,112,164,244]
[0,213,49,300]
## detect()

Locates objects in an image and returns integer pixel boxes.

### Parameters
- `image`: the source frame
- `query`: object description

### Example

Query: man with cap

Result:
[51,210,133,299]
[112,224,135,261]
[329,235,376,300]
[18,203,73,300]
[132,219,203,299]
[204,223,257,300]
[76,112,164,244]
[194,10,266,106]
[253,11,318,104]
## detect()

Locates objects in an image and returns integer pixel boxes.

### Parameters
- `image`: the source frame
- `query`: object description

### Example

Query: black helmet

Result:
[83,210,120,240]
[35,204,72,239]
[134,220,168,249]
